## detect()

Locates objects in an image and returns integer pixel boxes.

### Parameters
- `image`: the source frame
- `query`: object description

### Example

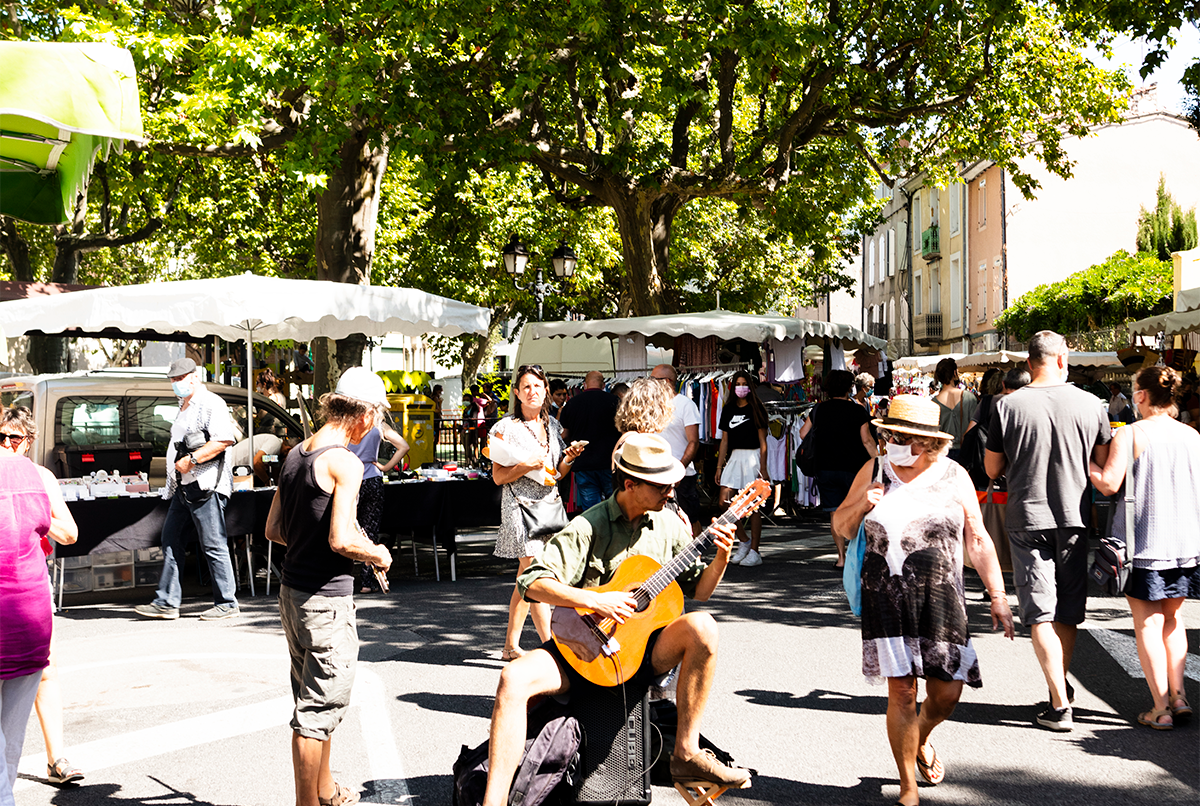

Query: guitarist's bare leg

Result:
[653,614,749,786]
[481,649,570,806]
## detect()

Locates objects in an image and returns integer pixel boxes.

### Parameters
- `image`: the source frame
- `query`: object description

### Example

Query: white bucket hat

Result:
[335,366,388,408]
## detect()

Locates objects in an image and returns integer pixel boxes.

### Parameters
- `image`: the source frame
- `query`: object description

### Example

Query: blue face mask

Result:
[172,379,194,398]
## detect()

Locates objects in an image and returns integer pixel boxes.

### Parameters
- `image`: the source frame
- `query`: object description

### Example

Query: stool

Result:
[673,778,750,806]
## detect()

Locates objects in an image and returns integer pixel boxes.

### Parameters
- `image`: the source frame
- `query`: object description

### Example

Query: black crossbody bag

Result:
[1089,427,1135,596]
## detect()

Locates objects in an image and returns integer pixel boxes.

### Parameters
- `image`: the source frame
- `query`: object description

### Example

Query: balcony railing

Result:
[921,226,941,260]
[915,313,943,344]
[868,322,888,340]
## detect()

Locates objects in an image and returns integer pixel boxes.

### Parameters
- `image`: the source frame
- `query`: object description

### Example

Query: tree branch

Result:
[716,47,739,166]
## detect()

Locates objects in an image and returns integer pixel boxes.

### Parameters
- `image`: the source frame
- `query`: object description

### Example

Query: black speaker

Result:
[571,689,651,805]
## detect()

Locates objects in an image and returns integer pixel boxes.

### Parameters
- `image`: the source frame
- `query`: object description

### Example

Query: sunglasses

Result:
[517,364,544,374]
[878,429,917,446]
[0,433,28,448]
[640,479,677,492]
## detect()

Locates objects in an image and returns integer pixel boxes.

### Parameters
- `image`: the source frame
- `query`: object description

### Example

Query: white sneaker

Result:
[740,549,763,567]
[729,542,751,565]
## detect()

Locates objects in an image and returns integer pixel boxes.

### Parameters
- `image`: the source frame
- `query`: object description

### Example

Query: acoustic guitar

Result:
[550,479,772,687]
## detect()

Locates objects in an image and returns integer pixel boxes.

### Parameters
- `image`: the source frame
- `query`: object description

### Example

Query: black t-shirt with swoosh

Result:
[719,401,762,450]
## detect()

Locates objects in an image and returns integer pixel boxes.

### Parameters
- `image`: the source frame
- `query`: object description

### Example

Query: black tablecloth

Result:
[61,479,502,558]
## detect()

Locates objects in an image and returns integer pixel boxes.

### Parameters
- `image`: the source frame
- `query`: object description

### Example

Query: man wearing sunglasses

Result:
[478,434,748,806]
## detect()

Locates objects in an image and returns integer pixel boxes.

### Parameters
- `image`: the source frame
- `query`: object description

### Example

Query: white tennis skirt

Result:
[719,448,762,489]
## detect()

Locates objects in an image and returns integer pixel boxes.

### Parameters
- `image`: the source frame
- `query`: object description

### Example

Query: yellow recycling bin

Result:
[386,393,437,469]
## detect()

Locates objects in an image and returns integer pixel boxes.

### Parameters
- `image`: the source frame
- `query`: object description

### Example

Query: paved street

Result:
[15,521,1199,806]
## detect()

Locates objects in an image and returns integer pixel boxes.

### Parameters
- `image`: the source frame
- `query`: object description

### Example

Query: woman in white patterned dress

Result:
[1090,366,1200,730]
[834,395,1013,806]
[490,365,586,660]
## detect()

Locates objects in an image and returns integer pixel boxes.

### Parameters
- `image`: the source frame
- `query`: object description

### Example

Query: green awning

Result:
[0,41,143,224]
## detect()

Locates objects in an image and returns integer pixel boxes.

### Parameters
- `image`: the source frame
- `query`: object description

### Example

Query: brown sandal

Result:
[500,647,525,662]
[1137,708,1174,730]
[1170,692,1192,719]
[319,782,360,806]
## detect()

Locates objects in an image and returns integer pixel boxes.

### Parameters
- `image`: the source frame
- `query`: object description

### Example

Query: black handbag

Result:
[1088,427,1135,596]
[516,489,569,539]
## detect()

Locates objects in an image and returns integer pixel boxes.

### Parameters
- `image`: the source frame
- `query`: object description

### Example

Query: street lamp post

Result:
[502,234,577,321]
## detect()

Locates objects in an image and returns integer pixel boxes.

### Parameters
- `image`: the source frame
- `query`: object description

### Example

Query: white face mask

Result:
[886,441,922,466]
[172,378,195,399]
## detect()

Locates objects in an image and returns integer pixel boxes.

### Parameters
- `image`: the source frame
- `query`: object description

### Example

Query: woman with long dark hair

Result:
[490,365,586,660]
[715,370,769,566]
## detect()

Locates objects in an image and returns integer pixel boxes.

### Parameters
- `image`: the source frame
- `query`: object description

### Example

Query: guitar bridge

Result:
[601,637,621,657]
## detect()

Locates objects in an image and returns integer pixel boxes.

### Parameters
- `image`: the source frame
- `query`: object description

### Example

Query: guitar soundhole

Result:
[632,591,650,613]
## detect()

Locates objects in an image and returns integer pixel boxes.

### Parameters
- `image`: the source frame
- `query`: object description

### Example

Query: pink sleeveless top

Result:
[0,456,53,679]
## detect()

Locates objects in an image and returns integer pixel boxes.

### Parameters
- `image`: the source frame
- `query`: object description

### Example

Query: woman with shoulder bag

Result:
[933,358,977,464]
[1090,366,1200,730]
[714,370,769,567]
[833,396,1013,806]
[490,365,586,660]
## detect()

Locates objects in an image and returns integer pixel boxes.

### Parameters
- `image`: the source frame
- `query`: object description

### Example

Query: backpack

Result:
[452,698,582,806]
[958,396,991,488]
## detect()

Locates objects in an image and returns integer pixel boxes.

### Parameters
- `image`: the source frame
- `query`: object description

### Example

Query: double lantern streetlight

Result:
[501,234,578,321]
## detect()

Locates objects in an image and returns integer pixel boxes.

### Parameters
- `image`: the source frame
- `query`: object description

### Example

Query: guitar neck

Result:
[639,507,745,600]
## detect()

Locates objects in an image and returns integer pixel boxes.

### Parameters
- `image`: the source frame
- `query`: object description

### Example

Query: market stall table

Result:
[56,478,502,595]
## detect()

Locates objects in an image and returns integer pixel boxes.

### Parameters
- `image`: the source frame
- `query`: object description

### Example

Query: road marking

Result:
[16,655,409,800]
[1089,627,1200,681]
[354,668,412,803]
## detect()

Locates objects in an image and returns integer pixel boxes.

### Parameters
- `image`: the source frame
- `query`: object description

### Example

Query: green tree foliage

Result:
[994,250,1172,341]
[3,1,1135,330]
[399,0,1130,314]
[1135,175,1199,261]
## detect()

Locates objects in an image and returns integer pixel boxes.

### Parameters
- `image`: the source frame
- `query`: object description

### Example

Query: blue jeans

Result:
[154,490,238,609]
[573,470,613,512]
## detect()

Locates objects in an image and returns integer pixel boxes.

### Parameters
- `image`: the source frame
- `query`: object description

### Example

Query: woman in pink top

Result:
[0,409,59,803]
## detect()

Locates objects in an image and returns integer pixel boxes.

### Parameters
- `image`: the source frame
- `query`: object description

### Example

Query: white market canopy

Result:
[529,310,886,352]
[897,350,1119,373]
[0,273,491,343]
[1129,307,1200,338]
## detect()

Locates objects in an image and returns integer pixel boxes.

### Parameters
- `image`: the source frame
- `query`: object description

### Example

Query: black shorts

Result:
[673,475,702,523]
[542,627,664,701]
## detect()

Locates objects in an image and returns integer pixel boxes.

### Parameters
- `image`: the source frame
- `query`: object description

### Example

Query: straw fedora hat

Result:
[614,432,686,485]
[871,394,953,440]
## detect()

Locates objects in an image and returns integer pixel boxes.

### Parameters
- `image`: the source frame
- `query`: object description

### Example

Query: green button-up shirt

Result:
[517,495,706,600]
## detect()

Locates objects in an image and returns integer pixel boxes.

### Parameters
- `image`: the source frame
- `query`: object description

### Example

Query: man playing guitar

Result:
[480,433,751,806]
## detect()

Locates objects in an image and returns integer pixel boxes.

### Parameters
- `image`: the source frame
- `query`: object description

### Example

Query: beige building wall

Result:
[965,163,1005,345]
[1005,113,1200,304]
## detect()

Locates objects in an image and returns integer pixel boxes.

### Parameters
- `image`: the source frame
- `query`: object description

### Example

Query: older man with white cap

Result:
[265,366,394,806]
[478,433,750,806]
[135,357,240,621]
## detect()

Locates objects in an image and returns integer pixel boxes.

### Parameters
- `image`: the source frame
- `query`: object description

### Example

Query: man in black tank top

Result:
[266,367,393,806]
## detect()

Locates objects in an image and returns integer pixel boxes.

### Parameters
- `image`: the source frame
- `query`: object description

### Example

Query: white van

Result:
[0,369,307,486]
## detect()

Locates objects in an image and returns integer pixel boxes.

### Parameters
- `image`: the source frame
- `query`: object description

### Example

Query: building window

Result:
[869,237,876,285]
[950,256,961,328]
[978,179,987,228]
[950,182,960,234]
[977,261,987,323]
[993,256,1003,317]
[889,299,896,339]
[929,187,939,227]
[915,273,923,316]
[913,194,921,248]
[930,265,941,313]
[887,229,896,276]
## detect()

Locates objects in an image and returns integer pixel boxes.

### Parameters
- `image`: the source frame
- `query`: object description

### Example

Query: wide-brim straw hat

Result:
[614,432,686,485]
[871,394,953,440]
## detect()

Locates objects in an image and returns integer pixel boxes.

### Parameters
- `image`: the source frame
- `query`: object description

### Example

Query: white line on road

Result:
[16,654,410,800]
[1088,627,1200,682]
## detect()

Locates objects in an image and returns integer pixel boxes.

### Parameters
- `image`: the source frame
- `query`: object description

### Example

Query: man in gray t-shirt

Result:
[985,331,1110,733]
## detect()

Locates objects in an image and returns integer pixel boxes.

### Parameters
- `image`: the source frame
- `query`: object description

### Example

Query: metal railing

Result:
[915,313,943,344]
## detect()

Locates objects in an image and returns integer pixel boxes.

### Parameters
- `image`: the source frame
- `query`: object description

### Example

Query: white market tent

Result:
[0,273,491,446]
[897,350,1120,374]
[529,310,886,352]
[1129,307,1200,338]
